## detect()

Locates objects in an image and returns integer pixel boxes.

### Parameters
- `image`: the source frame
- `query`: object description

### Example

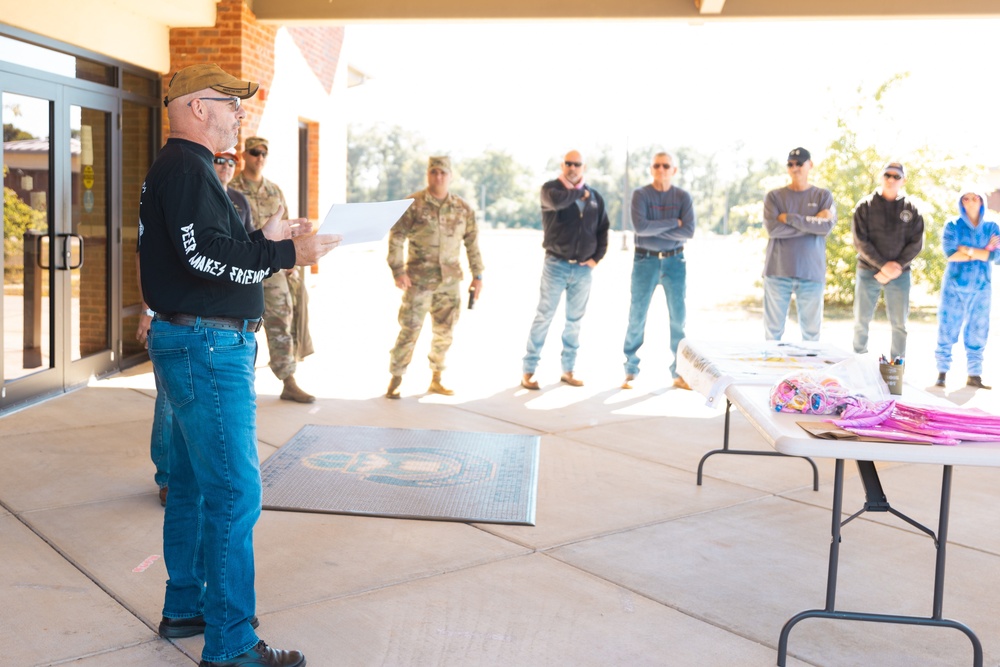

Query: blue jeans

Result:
[763,275,824,341]
[853,268,911,361]
[148,319,261,663]
[623,252,686,378]
[936,284,992,375]
[150,371,172,489]
[523,255,594,374]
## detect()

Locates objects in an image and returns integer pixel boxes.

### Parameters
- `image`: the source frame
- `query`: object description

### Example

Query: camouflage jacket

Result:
[387,189,485,285]
[229,173,288,230]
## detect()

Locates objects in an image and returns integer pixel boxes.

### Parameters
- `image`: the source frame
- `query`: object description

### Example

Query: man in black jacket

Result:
[521,150,610,389]
[852,161,924,362]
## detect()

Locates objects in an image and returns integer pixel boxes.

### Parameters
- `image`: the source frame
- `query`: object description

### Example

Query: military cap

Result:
[428,156,452,173]
[244,137,269,152]
[163,63,258,107]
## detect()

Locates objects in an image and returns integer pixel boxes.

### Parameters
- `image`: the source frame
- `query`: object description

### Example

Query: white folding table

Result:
[728,383,1000,667]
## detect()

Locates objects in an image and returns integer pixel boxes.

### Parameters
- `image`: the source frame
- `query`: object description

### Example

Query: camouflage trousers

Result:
[263,267,313,381]
[389,281,461,376]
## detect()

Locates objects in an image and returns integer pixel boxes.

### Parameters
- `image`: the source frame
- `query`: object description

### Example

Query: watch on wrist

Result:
[144,308,156,317]
[966,247,975,258]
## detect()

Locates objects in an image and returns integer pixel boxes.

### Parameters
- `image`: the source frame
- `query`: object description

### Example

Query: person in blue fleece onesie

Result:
[934,189,1000,389]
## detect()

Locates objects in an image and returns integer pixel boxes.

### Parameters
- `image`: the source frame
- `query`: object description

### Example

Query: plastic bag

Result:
[769,355,889,415]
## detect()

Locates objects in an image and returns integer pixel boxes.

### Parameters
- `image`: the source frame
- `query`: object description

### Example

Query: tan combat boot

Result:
[280,375,315,403]
[428,372,454,396]
[386,375,402,399]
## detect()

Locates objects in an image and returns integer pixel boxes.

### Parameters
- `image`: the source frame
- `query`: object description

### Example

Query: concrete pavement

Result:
[2,229,1000,666]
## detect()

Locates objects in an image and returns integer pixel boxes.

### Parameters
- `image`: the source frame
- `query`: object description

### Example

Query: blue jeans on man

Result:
[623,252,686,378]
[763,275,824,341]
[150,371,172,492]
[853,267,910,361]
[148,319,261,663]
[523,254,593,374]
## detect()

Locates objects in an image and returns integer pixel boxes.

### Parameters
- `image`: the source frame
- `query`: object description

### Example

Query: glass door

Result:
[1,74,117,409]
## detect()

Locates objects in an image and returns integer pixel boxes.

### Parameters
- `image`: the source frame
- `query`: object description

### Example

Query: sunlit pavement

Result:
[2,229,1000,666]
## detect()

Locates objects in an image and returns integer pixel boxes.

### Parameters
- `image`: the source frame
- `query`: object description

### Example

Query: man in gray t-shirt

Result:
[762,147,836,341]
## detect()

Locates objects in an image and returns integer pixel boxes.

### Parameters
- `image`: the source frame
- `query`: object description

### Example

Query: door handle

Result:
[56,233,84,270]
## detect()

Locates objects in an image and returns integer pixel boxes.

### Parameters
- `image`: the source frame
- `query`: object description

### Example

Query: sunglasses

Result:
[213,157,236,167]
[564,161,582,168]
[883,173,902,180]
[247,148,268,158]
[787,160,804,168]
[652,163,672,170]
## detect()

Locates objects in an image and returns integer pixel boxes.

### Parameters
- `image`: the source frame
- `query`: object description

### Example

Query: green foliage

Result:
[3,165,47,277]
[812,76,981,304]
[3,122,34,142]
[455,149,537,228]
[346,123,427,202]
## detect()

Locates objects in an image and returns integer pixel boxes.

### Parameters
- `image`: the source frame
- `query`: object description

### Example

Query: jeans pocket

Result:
[149,347,196,408]
[211,329,247,350]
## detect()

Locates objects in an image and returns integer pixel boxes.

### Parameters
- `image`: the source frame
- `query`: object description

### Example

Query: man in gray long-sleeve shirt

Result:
[851,161,924,361]
[621,151,695,390]
[762,147,836,341]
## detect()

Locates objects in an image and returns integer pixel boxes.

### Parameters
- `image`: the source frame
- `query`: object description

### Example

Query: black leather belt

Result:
[546,252,579,264]
[154,313,263,332]
[635,247,683,259]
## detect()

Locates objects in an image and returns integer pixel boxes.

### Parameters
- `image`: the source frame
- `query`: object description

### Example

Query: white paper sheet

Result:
[318,199,413,246]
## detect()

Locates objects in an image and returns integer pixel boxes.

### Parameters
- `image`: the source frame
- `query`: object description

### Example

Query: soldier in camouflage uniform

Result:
[386,156,484,398]
[230,136,316,403]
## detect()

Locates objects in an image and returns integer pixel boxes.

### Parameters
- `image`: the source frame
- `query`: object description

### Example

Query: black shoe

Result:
[968,375,992,390]
[159,614,259,639]
[935,372,946,388]
[199,640,305,667]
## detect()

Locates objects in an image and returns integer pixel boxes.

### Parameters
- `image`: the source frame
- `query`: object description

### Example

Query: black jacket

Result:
[852,191,924,272]
[539,179,610,263]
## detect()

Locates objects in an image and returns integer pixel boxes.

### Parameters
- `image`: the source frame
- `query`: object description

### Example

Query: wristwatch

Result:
[144,308,156,317]
[965,246,975,258]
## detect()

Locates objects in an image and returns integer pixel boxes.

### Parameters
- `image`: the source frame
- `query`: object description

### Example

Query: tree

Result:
[456,149,537,228]
[3,165,46,279]
[4,122,34,142]
[346,123,427,203]
[812,75,980,304]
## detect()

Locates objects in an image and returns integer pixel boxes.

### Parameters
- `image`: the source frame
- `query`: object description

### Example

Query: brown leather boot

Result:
[560,371,583,387]
[521,373,540,390]
[280,375,315,403]
[428,372,454,396]
[386,375,402,399]
[621,374,635,390]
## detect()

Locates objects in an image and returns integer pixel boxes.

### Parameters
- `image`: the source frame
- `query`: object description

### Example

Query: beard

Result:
[206,106,240,153]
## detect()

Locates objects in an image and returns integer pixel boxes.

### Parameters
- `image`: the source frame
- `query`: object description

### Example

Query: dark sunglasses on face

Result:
[247,148,268,158]
[564,161,582,168]
[787,160,804,168]
[213,157,236,167]
[883,173,902,180]
[653,163,672,170]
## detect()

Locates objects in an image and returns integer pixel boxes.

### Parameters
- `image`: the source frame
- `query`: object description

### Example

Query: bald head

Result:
[561,150,585,185]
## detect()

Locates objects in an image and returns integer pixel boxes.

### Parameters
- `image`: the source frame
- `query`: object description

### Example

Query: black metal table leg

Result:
[697,399,819,490]
[777,461,983,667]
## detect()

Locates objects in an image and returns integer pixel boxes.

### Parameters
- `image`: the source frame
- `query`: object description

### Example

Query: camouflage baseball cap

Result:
[428,156,452,173]
[163,64,259,107]
[244,137,269,152]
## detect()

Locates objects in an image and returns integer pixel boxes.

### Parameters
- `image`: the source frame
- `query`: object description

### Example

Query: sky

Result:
[344,18,1000,179]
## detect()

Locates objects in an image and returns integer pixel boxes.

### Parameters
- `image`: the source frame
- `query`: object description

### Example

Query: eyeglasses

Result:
[962,194,981,202]
[213,157,236,167]
[564,161,582,168]
[247,148,268,158]
[787,161,804,168]
[883,173,902,181]
[187,96,241,111]
[652,163,672,170]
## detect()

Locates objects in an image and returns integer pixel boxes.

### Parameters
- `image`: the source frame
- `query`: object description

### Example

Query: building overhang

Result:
[249,0,1000,22]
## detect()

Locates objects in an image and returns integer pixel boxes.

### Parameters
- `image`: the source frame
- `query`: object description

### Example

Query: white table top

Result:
[727,384,1000,467]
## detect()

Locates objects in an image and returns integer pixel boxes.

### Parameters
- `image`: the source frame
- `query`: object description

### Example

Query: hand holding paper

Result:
[318,199,414,246]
